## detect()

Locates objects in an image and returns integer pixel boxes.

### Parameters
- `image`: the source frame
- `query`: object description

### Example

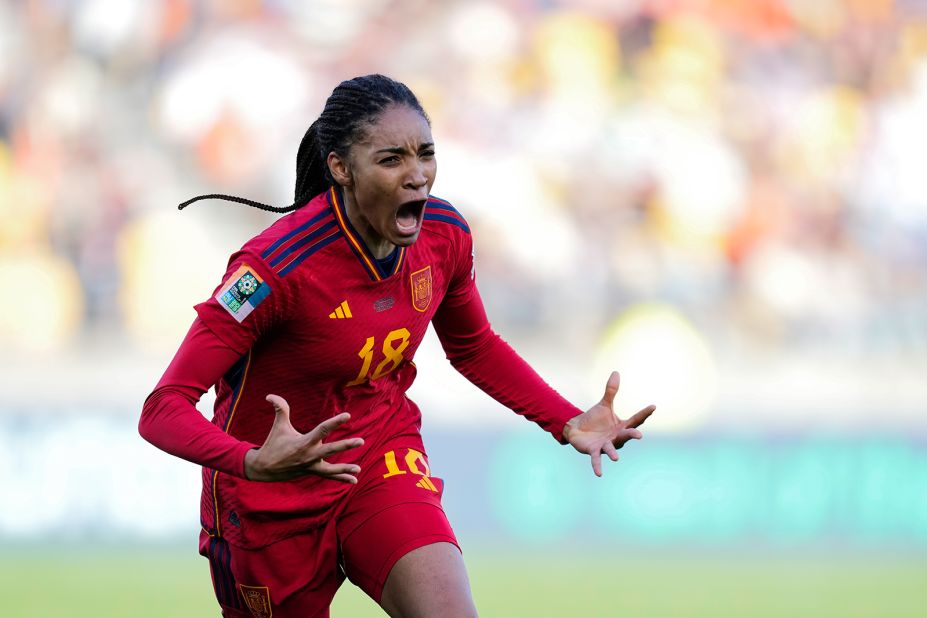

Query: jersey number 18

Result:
[346,328,411,386]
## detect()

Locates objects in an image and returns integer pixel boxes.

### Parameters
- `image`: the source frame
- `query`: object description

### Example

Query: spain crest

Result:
[410,265,432,312]
[239,584,272,618]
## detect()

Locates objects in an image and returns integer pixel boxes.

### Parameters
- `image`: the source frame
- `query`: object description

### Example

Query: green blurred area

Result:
[1,547,923,617]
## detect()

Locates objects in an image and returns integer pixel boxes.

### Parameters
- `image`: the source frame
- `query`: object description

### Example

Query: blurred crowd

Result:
[2,0,926,365]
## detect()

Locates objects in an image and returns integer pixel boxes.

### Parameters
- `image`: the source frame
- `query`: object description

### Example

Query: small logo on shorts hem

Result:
[416,477,438,492]
[240,584,272,618]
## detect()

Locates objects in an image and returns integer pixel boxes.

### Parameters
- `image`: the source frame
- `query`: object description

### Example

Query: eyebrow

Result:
[375,142,435,155]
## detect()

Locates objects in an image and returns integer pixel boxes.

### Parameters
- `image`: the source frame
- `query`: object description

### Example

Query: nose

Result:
[404,160,430,191]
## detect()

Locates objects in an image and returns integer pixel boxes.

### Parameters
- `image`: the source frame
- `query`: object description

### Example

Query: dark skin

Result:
[328,104,437,259]
[243,395,363,482]
[241,103,654,617]
[244,104,655,483]
[244,105,437,482]
[562,371,656,476]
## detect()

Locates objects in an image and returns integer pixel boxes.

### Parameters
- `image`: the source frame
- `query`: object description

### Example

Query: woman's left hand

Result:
[562,371,655,476]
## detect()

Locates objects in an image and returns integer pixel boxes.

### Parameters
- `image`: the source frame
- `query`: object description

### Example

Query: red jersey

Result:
[140,188,582,548]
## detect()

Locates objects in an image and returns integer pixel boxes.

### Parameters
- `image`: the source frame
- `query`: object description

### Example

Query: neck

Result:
[341,187,395,259]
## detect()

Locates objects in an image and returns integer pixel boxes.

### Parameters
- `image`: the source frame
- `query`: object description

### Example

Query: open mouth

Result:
[395,199,426,235]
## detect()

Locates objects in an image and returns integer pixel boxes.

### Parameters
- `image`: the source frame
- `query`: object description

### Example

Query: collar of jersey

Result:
[328,186,407,282]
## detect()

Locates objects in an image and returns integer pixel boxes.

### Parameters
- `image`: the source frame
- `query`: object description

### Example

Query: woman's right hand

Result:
[243,394,365,483]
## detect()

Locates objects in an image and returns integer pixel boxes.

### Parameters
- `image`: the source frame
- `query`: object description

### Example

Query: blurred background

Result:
[1,0,925,616]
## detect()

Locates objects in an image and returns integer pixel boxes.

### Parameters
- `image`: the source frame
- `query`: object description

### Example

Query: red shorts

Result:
[199,437,458,617]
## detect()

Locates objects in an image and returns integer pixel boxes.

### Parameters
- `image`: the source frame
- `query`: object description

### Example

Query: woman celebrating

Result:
[140,74,654,618]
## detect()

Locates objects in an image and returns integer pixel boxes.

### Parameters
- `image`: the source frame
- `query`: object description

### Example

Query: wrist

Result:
[243,448,261,480]
[562,417,578,443]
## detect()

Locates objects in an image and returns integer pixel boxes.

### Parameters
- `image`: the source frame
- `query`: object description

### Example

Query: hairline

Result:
[337,102,431,155]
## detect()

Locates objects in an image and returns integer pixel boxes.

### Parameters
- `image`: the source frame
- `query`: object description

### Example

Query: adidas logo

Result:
[416,477,438,492]
[328,300,353,319]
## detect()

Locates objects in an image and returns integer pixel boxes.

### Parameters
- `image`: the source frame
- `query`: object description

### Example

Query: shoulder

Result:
[422,195,471,240]
[241,191,342,279]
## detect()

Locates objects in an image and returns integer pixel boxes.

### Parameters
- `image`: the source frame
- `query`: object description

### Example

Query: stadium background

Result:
[1,0,925,615]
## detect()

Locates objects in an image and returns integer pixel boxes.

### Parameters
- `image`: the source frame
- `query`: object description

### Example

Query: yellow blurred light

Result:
[652,14,725,63]
[403,78,446,124]
[533,11,620,96]
[0,144,52,248]
[900,20,927,63]
[0,249,83,352]
[778,86,866,184]
[117,211,227,351]
[595,303,718,432]
[638,15,725,115]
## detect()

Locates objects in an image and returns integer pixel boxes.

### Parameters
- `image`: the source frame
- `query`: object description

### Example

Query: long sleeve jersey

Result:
[140,188,581,548]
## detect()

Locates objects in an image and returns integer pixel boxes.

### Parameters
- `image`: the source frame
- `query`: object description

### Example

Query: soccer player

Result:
[139,74,654,618]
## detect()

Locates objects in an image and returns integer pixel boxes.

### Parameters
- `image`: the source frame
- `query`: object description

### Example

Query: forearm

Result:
[434,289,580,441]
[139,387,256,478]
[139,318,258,478]
[433,239,581,442]
[447,332,581,442]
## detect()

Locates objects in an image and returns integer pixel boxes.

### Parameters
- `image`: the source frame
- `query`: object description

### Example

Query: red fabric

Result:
[200,524,340,618]
[198,432,456,615]
[341,503,457,603]
[340,430,457,603]
[139,189,580,549]
[139,320,257,478]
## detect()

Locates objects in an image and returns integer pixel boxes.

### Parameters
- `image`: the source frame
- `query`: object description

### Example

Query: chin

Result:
[393,231,421,247]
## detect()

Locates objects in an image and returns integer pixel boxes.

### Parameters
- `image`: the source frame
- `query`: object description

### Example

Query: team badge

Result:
[410,266,432,312]
[239,585,272,618]
[215,264,271,323]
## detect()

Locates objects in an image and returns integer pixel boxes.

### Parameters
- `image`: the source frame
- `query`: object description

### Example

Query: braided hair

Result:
[179,74,429,212]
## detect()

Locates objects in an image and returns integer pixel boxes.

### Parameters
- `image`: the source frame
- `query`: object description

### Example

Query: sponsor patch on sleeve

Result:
[215,264,271,323]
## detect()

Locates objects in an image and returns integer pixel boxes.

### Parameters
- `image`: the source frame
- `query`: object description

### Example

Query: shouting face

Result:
[328,104,436,259]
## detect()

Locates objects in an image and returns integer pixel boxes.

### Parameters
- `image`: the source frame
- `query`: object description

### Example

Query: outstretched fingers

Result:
[626,405,656,429]
[592,441,620,477]
[329,473,360,484]
[613,427,643,447]
[265,393,293,429]
[600,371,621,408]
[590,448,603,477]
[603,441,620,463]
[313,460,361,484]
[306,412,353,443]
[318,436,365,458]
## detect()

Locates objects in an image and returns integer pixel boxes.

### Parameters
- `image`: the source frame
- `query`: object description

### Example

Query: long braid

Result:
[178,74,429,213]
[293,120,328,206]
[178,194,299,213]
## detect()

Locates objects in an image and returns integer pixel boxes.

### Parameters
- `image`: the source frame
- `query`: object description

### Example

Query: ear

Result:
[327,152,352,187]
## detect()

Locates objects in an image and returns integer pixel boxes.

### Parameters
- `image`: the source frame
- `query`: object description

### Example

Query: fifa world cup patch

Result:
[215,264,271,323]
